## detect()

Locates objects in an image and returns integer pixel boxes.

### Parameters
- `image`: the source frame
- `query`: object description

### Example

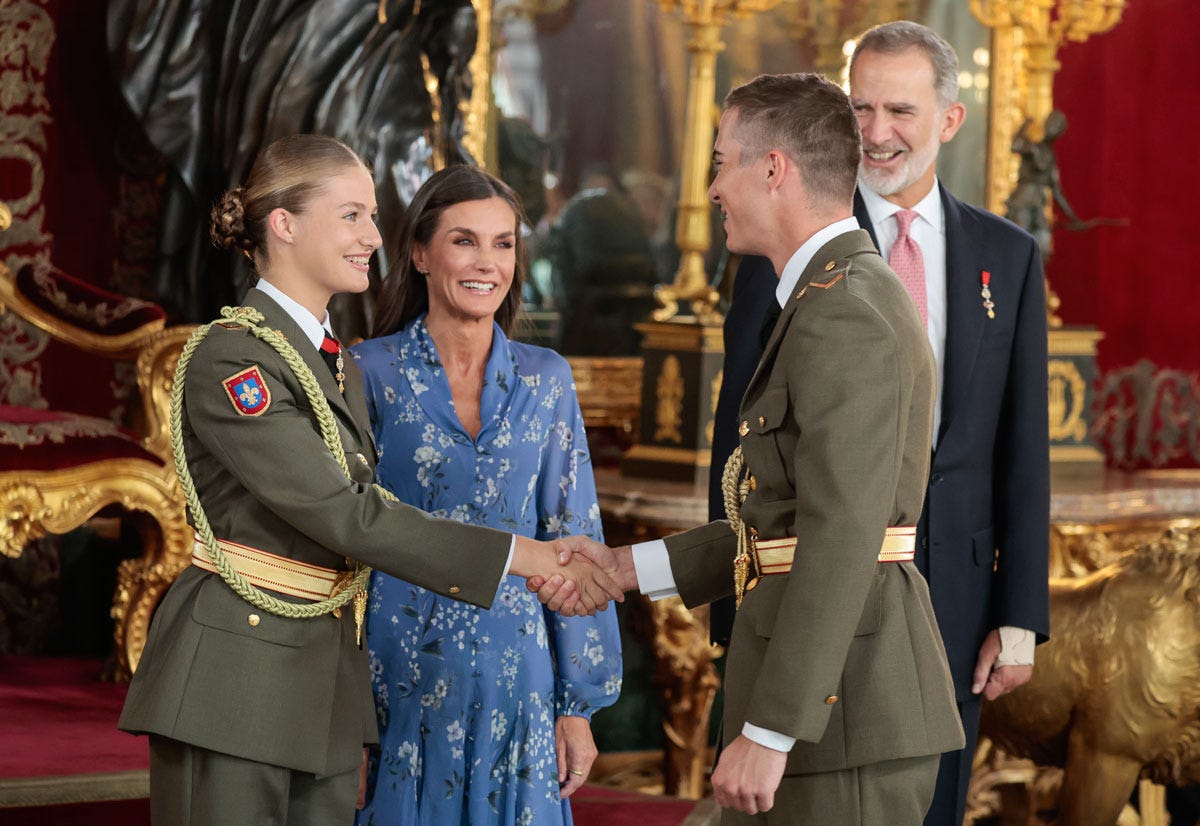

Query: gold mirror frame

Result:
[464,1,1027,221]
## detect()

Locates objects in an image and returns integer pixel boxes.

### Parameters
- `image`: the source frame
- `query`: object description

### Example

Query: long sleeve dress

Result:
[351,316,622,826]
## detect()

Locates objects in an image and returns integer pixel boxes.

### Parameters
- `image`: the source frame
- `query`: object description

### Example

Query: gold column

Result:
[971,0,1124,477]
[971,0,1125,208]
[651,0,785,324]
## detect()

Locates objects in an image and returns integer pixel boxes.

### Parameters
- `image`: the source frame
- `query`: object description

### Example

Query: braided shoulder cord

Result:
[170,305,394,619]
[721,445,754,606]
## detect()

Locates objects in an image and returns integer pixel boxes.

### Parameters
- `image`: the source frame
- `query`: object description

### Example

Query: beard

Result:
[857,136,940,198]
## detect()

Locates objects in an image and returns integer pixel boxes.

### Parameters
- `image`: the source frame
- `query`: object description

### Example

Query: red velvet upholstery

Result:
[15,264,164,337]
[0,405,161,471]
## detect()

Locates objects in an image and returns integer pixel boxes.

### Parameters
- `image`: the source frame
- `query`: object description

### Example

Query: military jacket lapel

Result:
[244,290,367,452]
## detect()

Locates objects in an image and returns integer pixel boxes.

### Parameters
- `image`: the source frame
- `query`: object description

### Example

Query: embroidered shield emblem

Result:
[222,366,271,416]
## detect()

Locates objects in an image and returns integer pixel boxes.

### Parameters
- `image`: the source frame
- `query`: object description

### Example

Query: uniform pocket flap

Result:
[192,575,313,648]
[746,387,790,434]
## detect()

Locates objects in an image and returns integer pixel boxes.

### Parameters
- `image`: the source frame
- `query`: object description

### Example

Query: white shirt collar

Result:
[775,216,862,308]
[254,278,334,350]
[858,178,944,236]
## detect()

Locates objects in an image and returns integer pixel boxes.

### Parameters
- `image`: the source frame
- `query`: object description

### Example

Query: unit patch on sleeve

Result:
[222,366,271,416]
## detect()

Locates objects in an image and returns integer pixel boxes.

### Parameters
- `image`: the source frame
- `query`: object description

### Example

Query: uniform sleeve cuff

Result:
[742,723,795,753]
[632,540,677,600]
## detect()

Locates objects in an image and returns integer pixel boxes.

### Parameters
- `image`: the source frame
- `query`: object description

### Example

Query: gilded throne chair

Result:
[0,254,193,678]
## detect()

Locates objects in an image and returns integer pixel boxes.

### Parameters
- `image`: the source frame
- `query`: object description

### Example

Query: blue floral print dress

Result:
[351,316,622,826]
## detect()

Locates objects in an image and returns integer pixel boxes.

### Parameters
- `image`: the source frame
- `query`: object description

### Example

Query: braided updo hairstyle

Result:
[209,134,366,264]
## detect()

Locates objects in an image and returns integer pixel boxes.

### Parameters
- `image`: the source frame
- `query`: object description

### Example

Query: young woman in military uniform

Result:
[118,134,620,826]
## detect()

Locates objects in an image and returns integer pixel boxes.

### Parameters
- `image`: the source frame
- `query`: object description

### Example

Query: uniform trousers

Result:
[923,697,983,826]
[721,753,939,826]
[149,735,358,826]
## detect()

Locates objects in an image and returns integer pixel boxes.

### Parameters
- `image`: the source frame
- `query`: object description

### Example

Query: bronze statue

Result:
[1004,110,1084,263]
[980,527,1200,826]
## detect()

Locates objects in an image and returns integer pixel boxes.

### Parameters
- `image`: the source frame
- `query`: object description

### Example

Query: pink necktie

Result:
[889,209,927,328]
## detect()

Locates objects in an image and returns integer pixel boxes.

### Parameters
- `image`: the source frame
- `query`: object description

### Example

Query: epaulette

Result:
[797,258,851,300]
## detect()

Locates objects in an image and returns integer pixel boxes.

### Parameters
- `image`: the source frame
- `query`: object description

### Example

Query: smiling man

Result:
[549,72,964,825]
[848,23,1050,826]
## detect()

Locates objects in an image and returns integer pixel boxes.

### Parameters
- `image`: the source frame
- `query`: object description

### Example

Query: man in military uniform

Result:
[547,73,963,824]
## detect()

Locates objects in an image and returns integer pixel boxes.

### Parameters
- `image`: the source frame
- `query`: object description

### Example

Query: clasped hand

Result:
[512,536,629,617]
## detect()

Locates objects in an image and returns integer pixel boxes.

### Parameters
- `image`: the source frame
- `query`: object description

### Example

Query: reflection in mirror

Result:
[483,1,992,354]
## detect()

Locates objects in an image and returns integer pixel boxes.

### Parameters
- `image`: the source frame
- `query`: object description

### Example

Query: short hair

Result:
[850,21,960,109]
[723,73,861,206]
[210,134,365,263]
[372,165,528,337]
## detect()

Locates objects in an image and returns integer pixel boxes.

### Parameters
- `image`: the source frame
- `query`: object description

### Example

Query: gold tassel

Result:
[354,579,368,646]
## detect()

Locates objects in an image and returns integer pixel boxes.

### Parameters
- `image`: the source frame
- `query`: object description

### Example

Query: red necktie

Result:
[889,209,927,328]
[319,332,343,392]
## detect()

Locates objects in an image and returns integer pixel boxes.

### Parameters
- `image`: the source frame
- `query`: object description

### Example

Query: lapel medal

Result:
[981,270,995,319]
[223,366,272,416]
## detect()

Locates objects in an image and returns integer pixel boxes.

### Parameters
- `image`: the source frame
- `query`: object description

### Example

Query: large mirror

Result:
[473,0,993,355]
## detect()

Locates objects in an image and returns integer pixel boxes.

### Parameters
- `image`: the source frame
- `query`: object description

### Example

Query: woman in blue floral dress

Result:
[351,166,622,826]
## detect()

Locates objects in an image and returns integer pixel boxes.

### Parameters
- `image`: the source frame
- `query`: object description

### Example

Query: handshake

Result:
[510,536,639,616]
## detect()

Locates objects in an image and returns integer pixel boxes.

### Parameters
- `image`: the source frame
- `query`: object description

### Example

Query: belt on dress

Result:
[191,536,342,601]
[738,526,917,599]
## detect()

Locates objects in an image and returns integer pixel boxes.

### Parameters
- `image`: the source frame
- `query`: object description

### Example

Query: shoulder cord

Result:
[720,445,754,606]
[170,305,391,620]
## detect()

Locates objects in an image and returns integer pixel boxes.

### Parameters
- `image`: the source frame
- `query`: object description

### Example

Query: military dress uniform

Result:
[653,228,964,825]
[119,287,513,825]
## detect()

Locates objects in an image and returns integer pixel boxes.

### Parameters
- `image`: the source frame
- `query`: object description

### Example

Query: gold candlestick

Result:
[652,0,785,323]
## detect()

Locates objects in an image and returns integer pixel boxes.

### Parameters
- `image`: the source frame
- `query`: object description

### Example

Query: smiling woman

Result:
[350,165,623,825]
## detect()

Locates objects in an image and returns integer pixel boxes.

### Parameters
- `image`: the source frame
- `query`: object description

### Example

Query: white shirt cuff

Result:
[632,540,678,600]
[501,535,516,577]
[742,723,795,753]
[996,626,1036,666]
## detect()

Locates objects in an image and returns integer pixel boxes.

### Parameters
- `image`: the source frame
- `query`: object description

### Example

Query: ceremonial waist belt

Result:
[736,526,916,604]
[191,537,342,601]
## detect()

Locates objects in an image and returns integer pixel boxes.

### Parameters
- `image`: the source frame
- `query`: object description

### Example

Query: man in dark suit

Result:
[709,22,1051,826]
[550,71,964,824]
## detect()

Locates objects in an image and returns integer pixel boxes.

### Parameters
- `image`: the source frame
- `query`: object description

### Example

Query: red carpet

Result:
[0,657,145,779]
[0,656,699,825]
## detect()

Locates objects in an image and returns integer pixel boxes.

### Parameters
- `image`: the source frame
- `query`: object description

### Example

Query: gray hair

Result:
[850,21,960,109]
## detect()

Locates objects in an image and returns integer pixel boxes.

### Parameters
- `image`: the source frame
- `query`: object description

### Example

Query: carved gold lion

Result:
[980,527,1200,825]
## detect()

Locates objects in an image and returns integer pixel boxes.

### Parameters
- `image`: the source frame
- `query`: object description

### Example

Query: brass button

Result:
[748,474,757,491]
[448,585,461,595]
[738,420,749,437]
[745,577,759,592]
[757,416,766,427]
[247,614,261,627]
[824,260,836,272]
[824,694,838,705]
[356,453,369,466]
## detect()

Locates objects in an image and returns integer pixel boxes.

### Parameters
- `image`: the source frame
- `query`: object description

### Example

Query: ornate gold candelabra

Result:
[652,0,785,323]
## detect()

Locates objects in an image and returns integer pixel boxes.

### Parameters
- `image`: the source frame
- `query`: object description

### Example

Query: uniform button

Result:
[824,694,838,705]
[739,420,749,437]
[356,453,369,466]
[930,473,944,485]
[449,586,461,595]
[757,416,766,427]
[748,474,757,491]
[247,614,261,627]
[824,261,836,272]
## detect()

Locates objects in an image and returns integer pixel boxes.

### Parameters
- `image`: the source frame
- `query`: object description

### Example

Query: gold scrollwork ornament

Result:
[1047,358,1087,442]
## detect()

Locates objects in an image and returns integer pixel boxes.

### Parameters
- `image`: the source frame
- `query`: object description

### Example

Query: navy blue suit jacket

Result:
[709,187,1051,694]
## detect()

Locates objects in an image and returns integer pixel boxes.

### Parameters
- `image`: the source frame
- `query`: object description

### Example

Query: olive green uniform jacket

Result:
[119,289,513,777]
[667,230,965,775]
